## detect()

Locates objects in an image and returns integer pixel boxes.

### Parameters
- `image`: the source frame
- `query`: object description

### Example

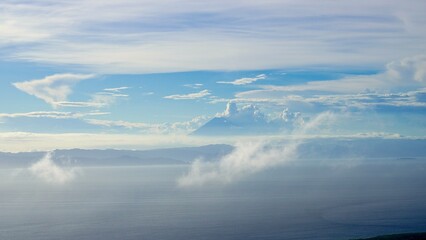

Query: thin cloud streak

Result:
[217,74,267,85]
[164,90,211,100]
[0,111,109,119]
[103,86,130,92]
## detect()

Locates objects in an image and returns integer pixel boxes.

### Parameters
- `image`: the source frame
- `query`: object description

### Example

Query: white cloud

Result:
[0,111,109,119]
[0,17,51,44]
[103,86,130,92]
[387,55,426,83]
[184,83,203,89]
[234,88,426,112]
[195,101,307,136]
[12,73,129,109]
[164,89,211,100]
[354,132,402,139]
[178,111,336,187]
[2,1,426,73]
[281,108,304,127]
[169,115,211,133]
[88,91,128,106]
[258,76,383,94]
[229,56,426,112]
[216,102,266,122]
[222,102,238,117]
[178,141,297,187]
[13,73,95,107]
[0,109,209,136]
[29,152,77,184]
[246,55,426,94]
[217,74,267,85]
[54,101,107,108]
[54,91,128,108]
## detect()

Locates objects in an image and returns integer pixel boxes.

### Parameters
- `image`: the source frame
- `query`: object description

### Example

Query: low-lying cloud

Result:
[29,152,77,184]
[178,111,335,187]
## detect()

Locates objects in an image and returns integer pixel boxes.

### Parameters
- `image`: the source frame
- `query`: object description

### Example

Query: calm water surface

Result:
[1,159,426,240]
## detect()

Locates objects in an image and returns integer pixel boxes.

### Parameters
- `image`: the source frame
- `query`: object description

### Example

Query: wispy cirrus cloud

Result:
[13,73,95,108]
[217,74,267,85]
[0,109,209,136]
[231,89,426,112]
[226,56,426,113]
[244,55,426,94]
[184,83,203,89]
[13,74,131,108]
[85,119,164,133]
[164,89,211,100]
[0,111,108,119]
[86,91,129,107]
[85,115,209,134]
[54,101,109,108]
[2,1,426,73]
[103,86,130,92]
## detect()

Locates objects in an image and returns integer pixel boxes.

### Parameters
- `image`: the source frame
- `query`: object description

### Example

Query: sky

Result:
[1,0,426,151]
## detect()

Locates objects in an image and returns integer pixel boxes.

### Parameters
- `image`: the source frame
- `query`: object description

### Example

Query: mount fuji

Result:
[192,102,303,136]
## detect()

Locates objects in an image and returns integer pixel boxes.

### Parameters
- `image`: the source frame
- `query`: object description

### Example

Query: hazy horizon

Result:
[1,1,426,239]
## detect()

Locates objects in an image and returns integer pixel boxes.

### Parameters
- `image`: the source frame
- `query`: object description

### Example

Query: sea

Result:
[1,158,426,240]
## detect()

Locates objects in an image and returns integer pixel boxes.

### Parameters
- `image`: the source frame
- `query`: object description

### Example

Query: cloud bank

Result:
[178,111,335,187]
[2,1,426,73]
[29,152,76,184]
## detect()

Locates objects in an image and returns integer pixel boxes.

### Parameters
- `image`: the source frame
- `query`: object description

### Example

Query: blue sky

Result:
[1,0,426,151]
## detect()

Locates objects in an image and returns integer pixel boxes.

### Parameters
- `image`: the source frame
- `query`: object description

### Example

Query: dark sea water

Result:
[1,159,426,240]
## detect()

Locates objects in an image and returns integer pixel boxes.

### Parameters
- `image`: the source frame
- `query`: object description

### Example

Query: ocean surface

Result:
[1,158,426,240]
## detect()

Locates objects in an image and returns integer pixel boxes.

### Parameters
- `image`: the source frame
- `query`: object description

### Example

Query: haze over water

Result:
[1,1,426,239]
[1,158,425,240]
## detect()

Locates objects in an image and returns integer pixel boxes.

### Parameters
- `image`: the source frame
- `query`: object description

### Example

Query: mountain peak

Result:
[192,102,302,136]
